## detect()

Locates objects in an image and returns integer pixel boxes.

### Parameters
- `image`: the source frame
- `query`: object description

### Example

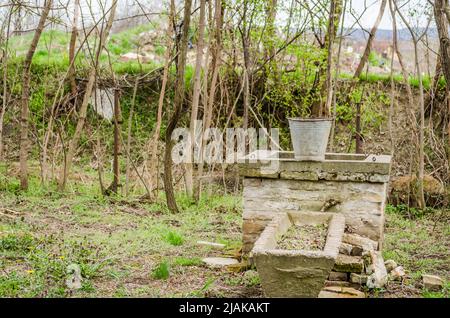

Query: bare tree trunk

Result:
[355,101,363,153]
[389,0,414,121]
[58,0,118,191]
[163,0,193,212]
[147,0,175,199]
[388,9,396,156]
[434,0,450,188]
[425,51,441,112]
[125,78,138,195]
[240,0,251,129]
[195,0,223,202]
[185,0,206,199]
[414,46,426,209]
[68,0,80,96]
[311,0,342,117]
[330,0,348,151]
[389,0,418,208]
[323,0,342,117]
[19,0,52,190]
[435,0,450,90]
[108,88,122,194]
[353,0,387,78]
[242,39,250,129]
[395,1,427,209]
[0,5,12,162]
[263,0,278,82]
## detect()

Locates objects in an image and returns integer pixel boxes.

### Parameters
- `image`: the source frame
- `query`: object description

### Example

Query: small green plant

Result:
[243,270,261,287]
[152,261,170,280]
[164,231,184,246]
[155,45,165,56]
[174,257,202,267]
[368,51,380,67]
[422,282,449,298]
[188,277,215,297]
[385,204,435,219]
[0,233,34,252]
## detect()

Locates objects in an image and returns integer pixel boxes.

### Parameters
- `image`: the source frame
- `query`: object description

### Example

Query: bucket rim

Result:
[288,117,334,122]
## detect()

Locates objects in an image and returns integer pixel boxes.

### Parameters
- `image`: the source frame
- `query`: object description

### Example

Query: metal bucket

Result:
[288,118,332,161]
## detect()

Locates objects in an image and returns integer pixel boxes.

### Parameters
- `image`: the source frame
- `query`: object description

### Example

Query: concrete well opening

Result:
[252,211,345,297]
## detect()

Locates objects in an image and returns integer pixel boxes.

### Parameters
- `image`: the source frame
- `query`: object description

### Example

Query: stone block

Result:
[319,286,365,298]
[339,243,353,255]
[328,271,348,281]
[351,245,364,256]
[422,274,444,291]
[350,273,368,284]
[390,266,406,281]
[342,233,378,251]
[196,241,225,249]
[324,280,352,287]
[384,259,398,272]
[242,219,269,234]
[202,257,239,268]
[366,251,388,289]
[333,255,364,273]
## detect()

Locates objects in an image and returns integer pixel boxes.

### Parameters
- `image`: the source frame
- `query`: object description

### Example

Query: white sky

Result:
[344,0,431,30]
[0,0,432,33]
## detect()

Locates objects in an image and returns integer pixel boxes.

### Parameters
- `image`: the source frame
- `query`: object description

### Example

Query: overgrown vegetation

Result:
[0,171,447,297]
[0,0,448,299]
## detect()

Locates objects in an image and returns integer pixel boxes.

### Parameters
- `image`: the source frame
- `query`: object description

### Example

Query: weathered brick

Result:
[328,271,348,281]
[343,233,378,251]
[242,220,268,234]
[350,273,368,284]
[339,243,353,255]
[333,255,364,273]
[422,274,444,291]
[319,286,365,298]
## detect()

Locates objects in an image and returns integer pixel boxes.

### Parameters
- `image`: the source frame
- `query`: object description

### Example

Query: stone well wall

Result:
[240,152,392,254]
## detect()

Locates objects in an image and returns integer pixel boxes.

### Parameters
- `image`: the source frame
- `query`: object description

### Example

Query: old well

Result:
[239,151,392,254]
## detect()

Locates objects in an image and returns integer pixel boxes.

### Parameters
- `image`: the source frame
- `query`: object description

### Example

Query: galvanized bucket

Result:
[288,118,332,161]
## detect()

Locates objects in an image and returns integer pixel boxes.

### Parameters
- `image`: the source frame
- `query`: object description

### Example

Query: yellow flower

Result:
[26,270,34,274]
[59,256,65,260]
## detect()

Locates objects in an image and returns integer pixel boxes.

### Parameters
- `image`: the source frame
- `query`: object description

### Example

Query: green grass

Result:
[152,261,170,280]
[6,23,161,76]
[0,229,108,297]
[422,281,450,298]
[0,163,246,297]
[173,257,202,267]
[223,270,260,288]
[381,205,449,298]
[348,72,445,90]
[164,231,184,246]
